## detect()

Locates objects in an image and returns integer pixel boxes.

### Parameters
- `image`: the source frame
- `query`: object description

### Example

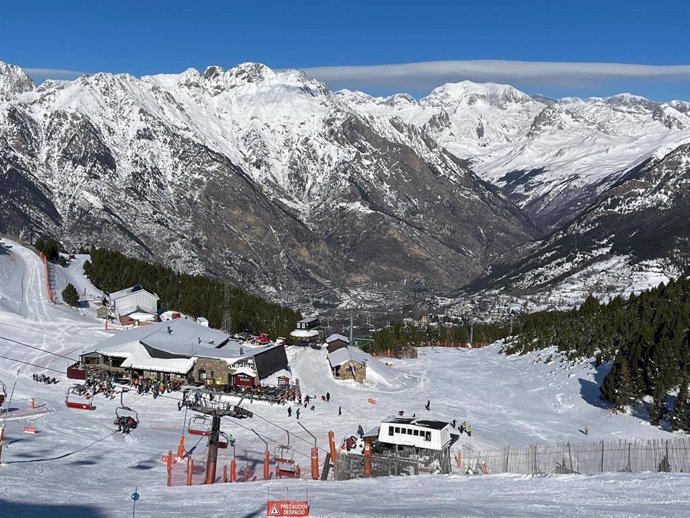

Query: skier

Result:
[398,410,405,416]
[326,392,331,402]
[310,405,315,411]
[287,407,292,417]
[584,425,589,435]
[296,408,301,420]
[338,406,342,416]
[459,421,466,434]
[466,424,472,437]
[451,419,456,429]
[357,424,364,438]
[425,400,430,411]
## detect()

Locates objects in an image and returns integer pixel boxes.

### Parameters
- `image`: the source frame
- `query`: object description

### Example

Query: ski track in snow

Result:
[0,239,688,517]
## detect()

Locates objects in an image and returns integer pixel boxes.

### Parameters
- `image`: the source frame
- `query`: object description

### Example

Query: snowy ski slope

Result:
[1,238,689,517]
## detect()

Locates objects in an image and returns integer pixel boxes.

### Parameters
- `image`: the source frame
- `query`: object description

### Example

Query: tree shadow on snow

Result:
[0,499,107,518]
[578,360,612,409]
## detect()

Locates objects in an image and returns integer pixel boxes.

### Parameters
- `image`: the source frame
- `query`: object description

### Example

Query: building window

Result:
[395,427,400,434]
[413,429,419,436]
[407,429,413,435]
[425,432,431,441]
[388,426,394,436]
[199,369,206,380]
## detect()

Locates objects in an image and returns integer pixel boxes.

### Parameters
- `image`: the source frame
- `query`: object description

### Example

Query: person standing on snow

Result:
[326,392,330,402]
[287,407,292,417]
[338,406,342,416]
[425,400,430,411]
[296,408,301,420]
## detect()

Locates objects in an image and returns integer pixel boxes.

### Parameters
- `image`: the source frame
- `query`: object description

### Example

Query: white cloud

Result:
[24,67,84,79]
[300,60,690,90]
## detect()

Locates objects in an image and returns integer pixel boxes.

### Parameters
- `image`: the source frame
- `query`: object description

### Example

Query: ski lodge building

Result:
[289,316,321,345]
[326,333,349,353]
[327,345,367,383]
[79,319,288,387]
[107,284,159,325]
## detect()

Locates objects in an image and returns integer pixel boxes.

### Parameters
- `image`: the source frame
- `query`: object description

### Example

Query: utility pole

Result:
[349,310,354,345]
[469,320,474,346]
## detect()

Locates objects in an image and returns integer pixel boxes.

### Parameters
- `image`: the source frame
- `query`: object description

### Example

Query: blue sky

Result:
[1,0,688,100]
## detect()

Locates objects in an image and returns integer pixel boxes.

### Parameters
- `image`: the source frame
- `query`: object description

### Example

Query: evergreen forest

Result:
[504,278,690,429]
[83,248,302,338]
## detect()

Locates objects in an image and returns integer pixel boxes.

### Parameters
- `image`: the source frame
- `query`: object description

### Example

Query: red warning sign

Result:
[266,500,310,517]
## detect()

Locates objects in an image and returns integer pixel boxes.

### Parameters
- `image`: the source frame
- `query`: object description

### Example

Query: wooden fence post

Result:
[363,442,372,477]
[311,447,319,480]
[166,449,173,486]
[186,456,193,486]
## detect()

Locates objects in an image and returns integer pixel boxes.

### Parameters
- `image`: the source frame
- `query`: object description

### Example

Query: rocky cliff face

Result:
[462,143,690,308]
[0,62,536,310]
[339,84,690,231]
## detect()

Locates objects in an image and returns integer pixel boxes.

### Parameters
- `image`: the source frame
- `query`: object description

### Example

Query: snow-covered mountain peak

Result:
[0,61,35,101]
[423,80,536,109]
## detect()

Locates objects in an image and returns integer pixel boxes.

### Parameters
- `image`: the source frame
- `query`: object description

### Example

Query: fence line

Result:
[460,437,690,476]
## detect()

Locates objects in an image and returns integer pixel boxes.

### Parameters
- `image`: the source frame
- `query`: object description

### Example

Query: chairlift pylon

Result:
[65,384,96,411]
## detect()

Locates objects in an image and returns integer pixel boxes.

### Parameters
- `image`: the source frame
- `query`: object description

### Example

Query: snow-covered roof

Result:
[84,319,284,372]
[230,366,257,377]
[119,305,158,317]
[326,333,349,343]
[127,312,157,321]
[327,346,369,367]
[88,339,194,375]
[290,329,319,338]
[109,284,159,301]
[140,319,231,352]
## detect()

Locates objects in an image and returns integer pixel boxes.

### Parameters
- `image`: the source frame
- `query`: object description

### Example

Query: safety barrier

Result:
[460,437,690,476]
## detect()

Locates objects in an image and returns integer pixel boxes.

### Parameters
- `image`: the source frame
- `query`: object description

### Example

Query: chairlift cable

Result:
[0,353,65,374]
[0,335,79,362]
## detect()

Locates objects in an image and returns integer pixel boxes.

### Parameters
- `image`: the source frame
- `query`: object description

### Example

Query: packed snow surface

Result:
[0,238,688,517]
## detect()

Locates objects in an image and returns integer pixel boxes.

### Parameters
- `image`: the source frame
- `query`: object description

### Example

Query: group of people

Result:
[84,373,117,400]
[287,391,336,420]
[130,376,179,398]
[33,373,58,384]
[114,415,138,434]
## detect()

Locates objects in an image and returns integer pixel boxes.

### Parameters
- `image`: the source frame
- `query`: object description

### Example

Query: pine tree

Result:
[62,283,79,306]
[671,378,689,432]
[649,385,666,427]
[600,352,632,410]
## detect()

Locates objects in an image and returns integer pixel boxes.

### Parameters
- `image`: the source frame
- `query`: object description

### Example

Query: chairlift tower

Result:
[182,392,253,484]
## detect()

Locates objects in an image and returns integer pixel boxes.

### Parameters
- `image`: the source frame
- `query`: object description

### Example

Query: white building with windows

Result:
[376,416,459,451]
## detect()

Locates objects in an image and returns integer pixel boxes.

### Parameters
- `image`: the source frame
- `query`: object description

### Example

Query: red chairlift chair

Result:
[188,414,211,436]
[65,385,96,410]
